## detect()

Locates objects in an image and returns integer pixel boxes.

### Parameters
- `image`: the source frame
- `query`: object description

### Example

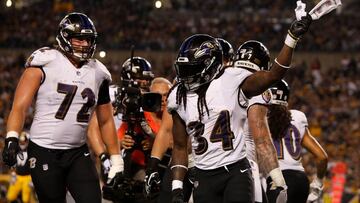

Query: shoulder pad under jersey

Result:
[25,47,57,68]
[290,109,308,128]
[89,59,112,83]
[223,67,252,90]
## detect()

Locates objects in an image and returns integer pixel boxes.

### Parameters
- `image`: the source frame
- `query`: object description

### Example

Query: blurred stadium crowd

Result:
[0,0,359,51]
[0,0,359,202]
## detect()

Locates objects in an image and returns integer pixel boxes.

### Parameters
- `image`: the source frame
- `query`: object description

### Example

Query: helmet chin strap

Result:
[57,37,87,64]
[184,78,211,92]
[184,82,201,91]
[73,51,88,61]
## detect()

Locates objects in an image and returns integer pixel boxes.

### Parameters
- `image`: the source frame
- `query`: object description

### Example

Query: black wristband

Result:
[99,152,109,161]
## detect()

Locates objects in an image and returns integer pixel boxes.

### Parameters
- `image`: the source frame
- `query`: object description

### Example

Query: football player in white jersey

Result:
[216,38,235,67]
[168,14,312,203]
[2,13,123,203]
[144,39,235,202]
[267,80,328,203]
[236,40,282,203]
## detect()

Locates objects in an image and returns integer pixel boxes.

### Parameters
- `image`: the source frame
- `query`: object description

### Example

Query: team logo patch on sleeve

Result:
[25,55,34,67]
[262,90,272,103]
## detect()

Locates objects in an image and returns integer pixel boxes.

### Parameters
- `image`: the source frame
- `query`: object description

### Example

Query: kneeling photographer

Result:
[115,57,171,202]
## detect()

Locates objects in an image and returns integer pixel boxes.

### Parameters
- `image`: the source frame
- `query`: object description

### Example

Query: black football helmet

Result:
[175,34,223,91]
[234,40,270,72]
[216,38,234,63]
[56,12,97,61]
[121,57,154,91]
[269,80,290,106]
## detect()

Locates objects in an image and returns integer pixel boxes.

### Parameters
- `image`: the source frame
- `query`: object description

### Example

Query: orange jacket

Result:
[118,112,160,166]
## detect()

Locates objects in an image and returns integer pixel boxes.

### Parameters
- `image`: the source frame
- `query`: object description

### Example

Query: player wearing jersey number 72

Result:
[2,12,122,203]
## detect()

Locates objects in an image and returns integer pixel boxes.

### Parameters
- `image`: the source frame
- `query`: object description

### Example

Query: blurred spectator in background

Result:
[6,132,33,203]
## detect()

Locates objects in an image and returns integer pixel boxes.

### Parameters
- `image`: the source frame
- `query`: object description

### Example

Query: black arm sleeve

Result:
[97,80,111,105]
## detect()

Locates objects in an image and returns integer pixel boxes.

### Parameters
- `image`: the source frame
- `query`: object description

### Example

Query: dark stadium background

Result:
[0,0,359,202]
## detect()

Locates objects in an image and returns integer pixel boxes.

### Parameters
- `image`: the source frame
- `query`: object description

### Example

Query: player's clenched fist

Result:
[289,14,312,39]
[2,136,20,167]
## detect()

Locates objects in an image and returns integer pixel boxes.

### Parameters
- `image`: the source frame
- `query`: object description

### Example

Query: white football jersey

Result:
[28,47,112,149]
[273,109,308,171]
[168,68,252,170]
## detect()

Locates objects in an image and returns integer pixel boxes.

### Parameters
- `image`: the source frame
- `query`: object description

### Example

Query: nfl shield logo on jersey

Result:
[43,164,49,171]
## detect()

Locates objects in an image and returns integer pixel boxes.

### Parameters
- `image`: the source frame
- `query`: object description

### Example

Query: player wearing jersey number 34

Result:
[168,14,312,203]
[2,12,123,203]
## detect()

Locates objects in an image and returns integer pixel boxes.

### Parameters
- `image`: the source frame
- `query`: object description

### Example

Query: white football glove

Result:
[107,154,124,181]
[307,177,323,202]
[268,181,288,203]
[267,168,288,203]
[295,0,307,20]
